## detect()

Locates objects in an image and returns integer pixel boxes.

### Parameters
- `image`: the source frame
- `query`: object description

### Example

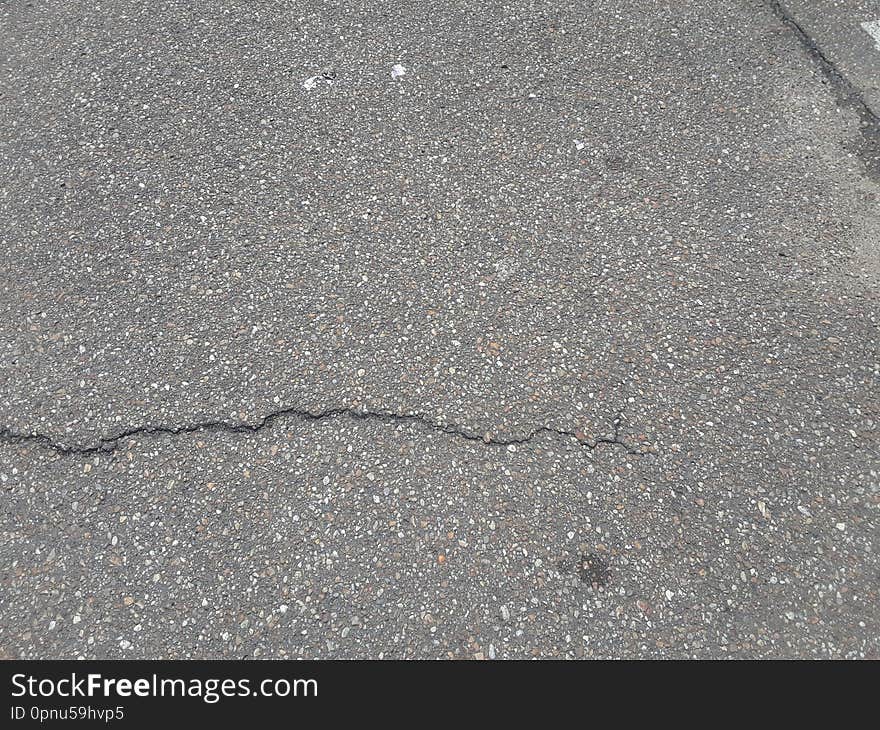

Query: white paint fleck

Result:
[391,63,406,79]
[303,73,335,91]
[574,139,585,150]
[862,20,880,51]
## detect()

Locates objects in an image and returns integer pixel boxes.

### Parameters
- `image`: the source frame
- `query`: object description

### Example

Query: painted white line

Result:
[861,19,880,51]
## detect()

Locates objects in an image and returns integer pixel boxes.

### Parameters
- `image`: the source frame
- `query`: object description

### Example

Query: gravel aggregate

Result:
[1,0,877,658]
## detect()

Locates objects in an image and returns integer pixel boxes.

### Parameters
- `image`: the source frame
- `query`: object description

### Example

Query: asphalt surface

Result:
[1,0,877,658]
[784,0,880,114]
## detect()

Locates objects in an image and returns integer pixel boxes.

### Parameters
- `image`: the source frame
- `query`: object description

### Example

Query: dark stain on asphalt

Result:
[559,552,611,589]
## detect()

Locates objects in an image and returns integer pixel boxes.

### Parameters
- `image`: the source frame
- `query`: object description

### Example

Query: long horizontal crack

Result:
[0,406,645,457]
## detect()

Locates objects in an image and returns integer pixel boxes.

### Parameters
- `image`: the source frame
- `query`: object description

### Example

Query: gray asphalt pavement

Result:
[783,0,880,113]
[1,0,878,658]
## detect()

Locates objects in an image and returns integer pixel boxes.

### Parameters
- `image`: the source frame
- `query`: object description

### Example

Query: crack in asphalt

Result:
[0,406,645,457]
[768,0,880,180]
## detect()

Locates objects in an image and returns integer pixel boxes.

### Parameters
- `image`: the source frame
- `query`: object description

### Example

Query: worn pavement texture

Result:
[1,1,878,658]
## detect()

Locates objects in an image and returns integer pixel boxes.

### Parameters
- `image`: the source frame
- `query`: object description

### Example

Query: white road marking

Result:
[861,19,880,51]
